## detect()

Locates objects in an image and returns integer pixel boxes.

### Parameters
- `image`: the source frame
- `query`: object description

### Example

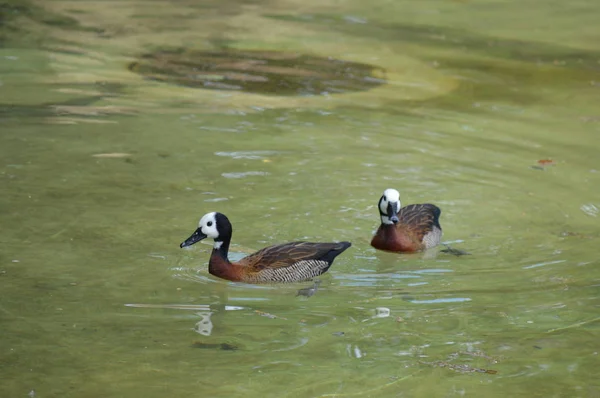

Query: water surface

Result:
[1,0,599,397]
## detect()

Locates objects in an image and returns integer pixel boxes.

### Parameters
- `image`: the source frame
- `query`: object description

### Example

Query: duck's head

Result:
[378,188,400,225]
[180,212,232,249]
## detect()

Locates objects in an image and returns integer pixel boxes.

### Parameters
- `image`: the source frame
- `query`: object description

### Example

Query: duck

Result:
[180,212,352,283]
[370,188,442,252]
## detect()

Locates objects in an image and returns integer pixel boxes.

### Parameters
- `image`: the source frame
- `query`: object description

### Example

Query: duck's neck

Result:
[212,239,230,260]
[208,238,236,279]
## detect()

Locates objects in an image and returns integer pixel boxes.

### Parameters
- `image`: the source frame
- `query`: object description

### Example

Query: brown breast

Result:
[371,224,424,252]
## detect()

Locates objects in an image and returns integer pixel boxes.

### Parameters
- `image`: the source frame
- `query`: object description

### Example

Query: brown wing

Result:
[237,241,351,283]
[397,204,441,241]
[238,241,349,271]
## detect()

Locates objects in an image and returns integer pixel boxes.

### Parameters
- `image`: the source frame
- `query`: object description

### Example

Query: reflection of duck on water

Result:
[296,280,321,297]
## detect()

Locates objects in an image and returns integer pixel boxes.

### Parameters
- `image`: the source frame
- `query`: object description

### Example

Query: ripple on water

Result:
[215,150,282,159]
[203,197,229,202]
[522,259,566,270]
[335,272,422,287]
[408,297,473,304]
[411,268,454,274]
[221,171,270,178]
[580,203,598,217]
[269,337,310,352]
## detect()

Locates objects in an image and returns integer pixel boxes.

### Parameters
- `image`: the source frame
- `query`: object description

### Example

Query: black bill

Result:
[180,228,207,248]
[387,202,399,224]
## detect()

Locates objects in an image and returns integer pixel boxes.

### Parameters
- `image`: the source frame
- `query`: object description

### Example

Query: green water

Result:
[1,0,600,396]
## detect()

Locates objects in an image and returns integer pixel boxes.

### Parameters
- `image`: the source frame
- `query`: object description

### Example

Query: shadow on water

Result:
[0,82,130,123]
[128,48,386,96]
[0,0,103,45]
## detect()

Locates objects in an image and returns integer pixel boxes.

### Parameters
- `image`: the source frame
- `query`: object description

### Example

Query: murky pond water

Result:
[1,0,599,396]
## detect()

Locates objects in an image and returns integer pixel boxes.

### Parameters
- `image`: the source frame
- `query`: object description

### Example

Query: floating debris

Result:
[254,310,287,320]
[537,159,556,166]
[531,159,557,170]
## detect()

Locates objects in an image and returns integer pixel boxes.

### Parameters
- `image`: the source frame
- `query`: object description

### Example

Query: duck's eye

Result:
[207,221,213,227]
[383,196,387,201]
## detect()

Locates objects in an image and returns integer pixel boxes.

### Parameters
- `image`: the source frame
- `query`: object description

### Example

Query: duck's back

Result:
[398,203,442,249]
[238,241,351,283]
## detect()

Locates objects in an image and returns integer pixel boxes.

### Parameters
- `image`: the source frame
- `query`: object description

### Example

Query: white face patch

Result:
[379,188,401,225]
[379,188,401,213]
[198,212,219,239]
[380,215,394,225]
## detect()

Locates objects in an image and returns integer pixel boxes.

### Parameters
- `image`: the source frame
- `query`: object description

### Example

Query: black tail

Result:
[430,205,442,230]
